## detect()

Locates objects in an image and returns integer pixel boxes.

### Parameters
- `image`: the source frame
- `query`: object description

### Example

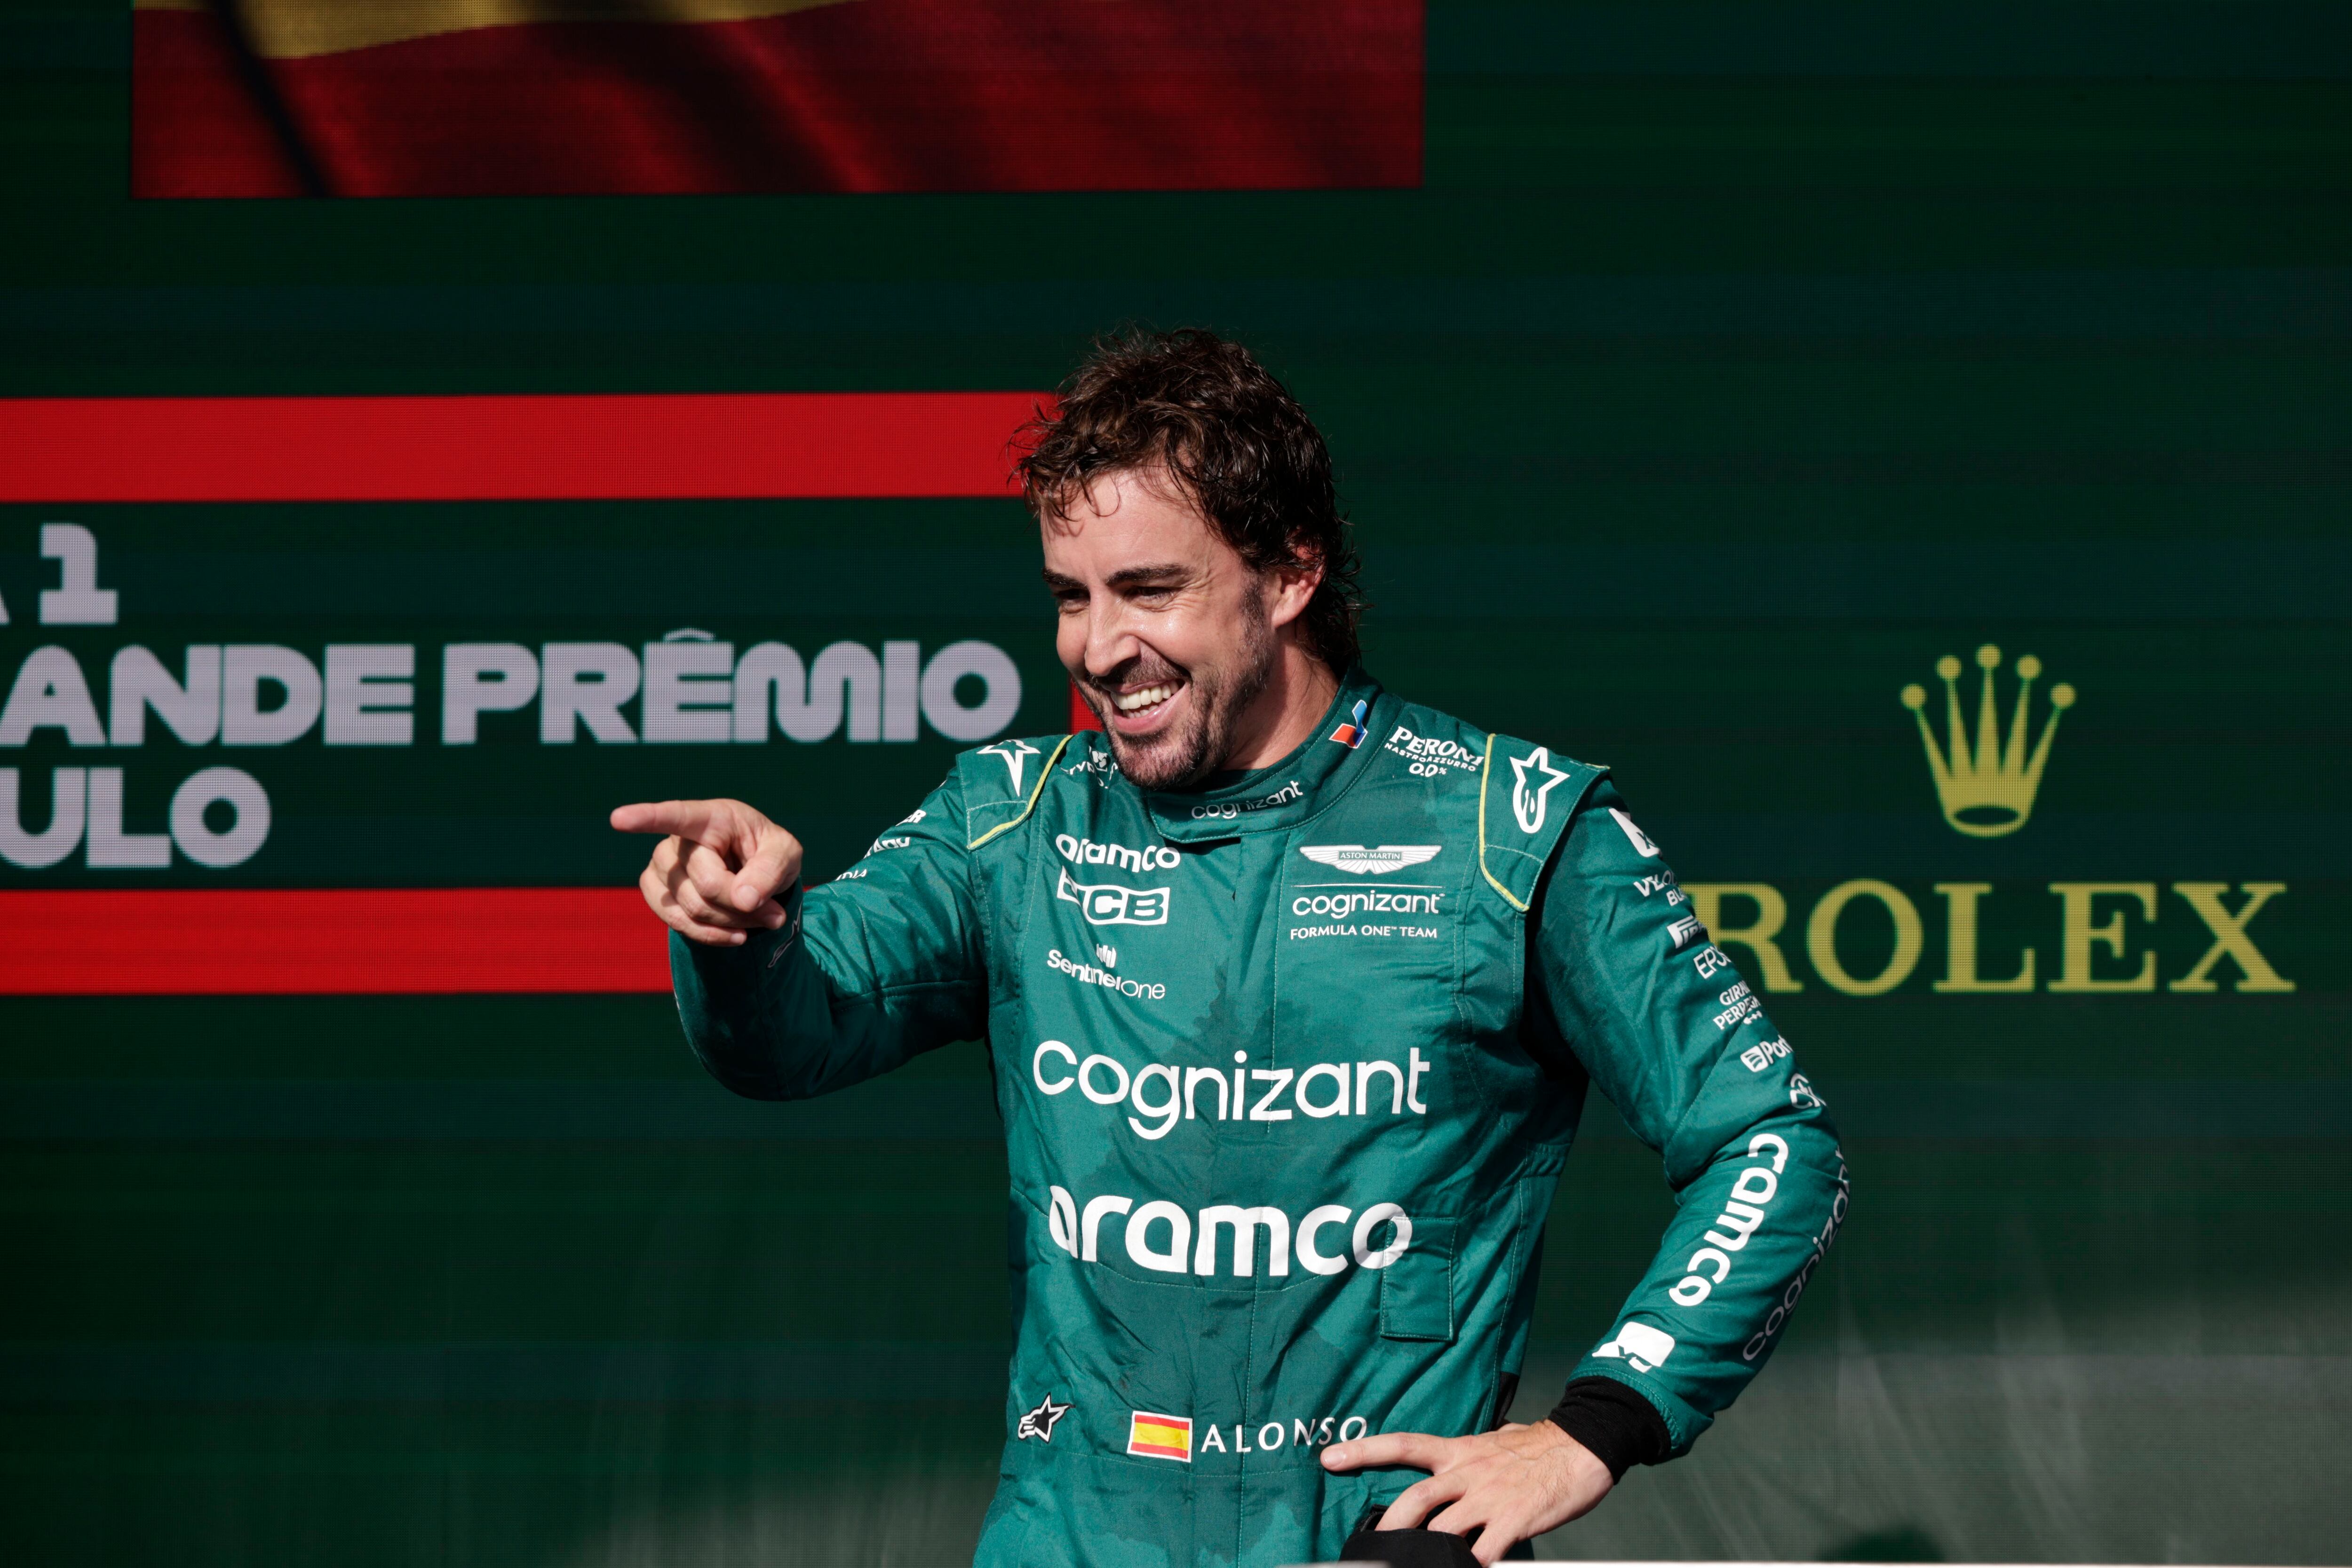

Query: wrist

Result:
[1531,1420,1613,1484]
[1545,1377,1670,1482]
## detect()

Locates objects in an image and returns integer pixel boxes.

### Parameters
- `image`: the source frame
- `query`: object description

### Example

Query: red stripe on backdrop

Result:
[1068,681,1104,733]
[0,889,672,995]
[0,392,1042,503]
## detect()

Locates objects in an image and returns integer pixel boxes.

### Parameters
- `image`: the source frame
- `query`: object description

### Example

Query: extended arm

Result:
[617,775,989,1101]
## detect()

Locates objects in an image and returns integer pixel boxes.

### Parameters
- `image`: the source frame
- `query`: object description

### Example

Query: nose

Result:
[1082,595,1144,682]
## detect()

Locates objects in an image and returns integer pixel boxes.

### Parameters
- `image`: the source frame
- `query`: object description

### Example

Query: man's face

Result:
[1041,467,1281,790]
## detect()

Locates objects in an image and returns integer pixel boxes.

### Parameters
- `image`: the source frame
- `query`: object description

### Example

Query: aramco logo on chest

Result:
[1676,642,2290,1000]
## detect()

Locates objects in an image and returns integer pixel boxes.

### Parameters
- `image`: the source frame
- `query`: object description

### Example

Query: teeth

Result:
[1114,684,1178,714]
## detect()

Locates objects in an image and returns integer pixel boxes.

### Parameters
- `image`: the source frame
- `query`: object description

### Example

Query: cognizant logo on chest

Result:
[1033,1040,1430,1140]
[1290,887,1444,919]
[1288,844,1448,936]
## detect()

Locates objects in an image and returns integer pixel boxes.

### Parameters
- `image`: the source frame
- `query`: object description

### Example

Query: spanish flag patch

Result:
[1126,1410,1192,1462]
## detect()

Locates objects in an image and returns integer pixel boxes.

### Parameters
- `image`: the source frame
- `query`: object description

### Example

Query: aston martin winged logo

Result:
[1298,844,1442,876]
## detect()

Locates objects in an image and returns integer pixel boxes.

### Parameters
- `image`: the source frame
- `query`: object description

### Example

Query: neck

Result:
[1218,640,1340,773]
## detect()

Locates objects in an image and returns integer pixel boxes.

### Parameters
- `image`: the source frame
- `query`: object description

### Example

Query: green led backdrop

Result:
[3,1,2349,1562]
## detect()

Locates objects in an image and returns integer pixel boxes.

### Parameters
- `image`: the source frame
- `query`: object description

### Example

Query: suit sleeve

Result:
[1527,777,1850,1458]
[670,770,988,1100]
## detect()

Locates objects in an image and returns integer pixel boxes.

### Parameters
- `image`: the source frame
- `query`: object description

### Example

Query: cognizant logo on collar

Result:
[1188,780,1302,820]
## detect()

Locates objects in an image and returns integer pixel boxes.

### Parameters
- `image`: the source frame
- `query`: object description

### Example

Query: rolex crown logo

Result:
[1901,644,2075,838]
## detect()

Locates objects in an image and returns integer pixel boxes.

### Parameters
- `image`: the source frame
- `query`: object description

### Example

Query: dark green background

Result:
[4,1,2348,1561]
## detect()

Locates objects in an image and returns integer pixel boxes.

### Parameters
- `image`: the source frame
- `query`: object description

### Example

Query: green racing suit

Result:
[672,667,1849,1566]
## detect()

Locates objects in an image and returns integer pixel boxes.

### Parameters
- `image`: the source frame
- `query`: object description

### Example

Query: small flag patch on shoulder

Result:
[1329,698,1370,748]
[1126,1410,1192,1461]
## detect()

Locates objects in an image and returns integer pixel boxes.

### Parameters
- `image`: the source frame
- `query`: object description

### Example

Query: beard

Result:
[1085,598,1278,792]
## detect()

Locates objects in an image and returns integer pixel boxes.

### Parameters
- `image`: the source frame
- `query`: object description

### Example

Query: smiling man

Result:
[612,330,1849,1566]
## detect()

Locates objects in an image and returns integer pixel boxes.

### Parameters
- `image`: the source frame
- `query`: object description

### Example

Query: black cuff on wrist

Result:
[1545,1376,1670,1482]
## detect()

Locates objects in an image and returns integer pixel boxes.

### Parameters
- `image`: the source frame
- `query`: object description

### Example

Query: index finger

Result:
[611,800,726,842]
[1319,1431,1453,1475]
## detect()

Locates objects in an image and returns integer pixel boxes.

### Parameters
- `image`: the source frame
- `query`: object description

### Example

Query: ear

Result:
[1262,542,1326,631]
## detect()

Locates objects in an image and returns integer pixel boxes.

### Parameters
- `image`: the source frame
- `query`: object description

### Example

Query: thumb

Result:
[730,822,802,911]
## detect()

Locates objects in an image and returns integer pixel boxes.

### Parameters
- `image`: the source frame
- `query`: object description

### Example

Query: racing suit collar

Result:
[1142,665,1388,842]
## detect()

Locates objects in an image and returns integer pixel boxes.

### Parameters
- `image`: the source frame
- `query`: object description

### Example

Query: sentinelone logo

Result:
[0,391,1042,995]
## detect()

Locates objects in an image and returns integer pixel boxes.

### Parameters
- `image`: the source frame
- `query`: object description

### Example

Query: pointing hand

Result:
[611,798,803,946]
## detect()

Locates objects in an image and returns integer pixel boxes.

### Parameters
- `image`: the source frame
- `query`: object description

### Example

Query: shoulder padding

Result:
[957,733,1076,850]
[1477,734,1607,912]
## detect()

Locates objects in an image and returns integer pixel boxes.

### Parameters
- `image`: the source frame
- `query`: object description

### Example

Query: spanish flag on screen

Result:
[131,0,1422,197]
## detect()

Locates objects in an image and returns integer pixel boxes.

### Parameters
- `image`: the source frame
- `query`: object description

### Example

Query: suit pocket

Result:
[1377,1216,1456,1342]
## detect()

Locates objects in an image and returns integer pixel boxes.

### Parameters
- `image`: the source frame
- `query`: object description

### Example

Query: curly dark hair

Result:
[1016,328,1364,670]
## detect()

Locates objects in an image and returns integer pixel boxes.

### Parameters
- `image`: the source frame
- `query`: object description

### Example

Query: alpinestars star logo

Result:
[1509,747,1571,834]
[979,739,1041,795]
[1016,1394,1071,1442]
[1299,845,1441,876]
